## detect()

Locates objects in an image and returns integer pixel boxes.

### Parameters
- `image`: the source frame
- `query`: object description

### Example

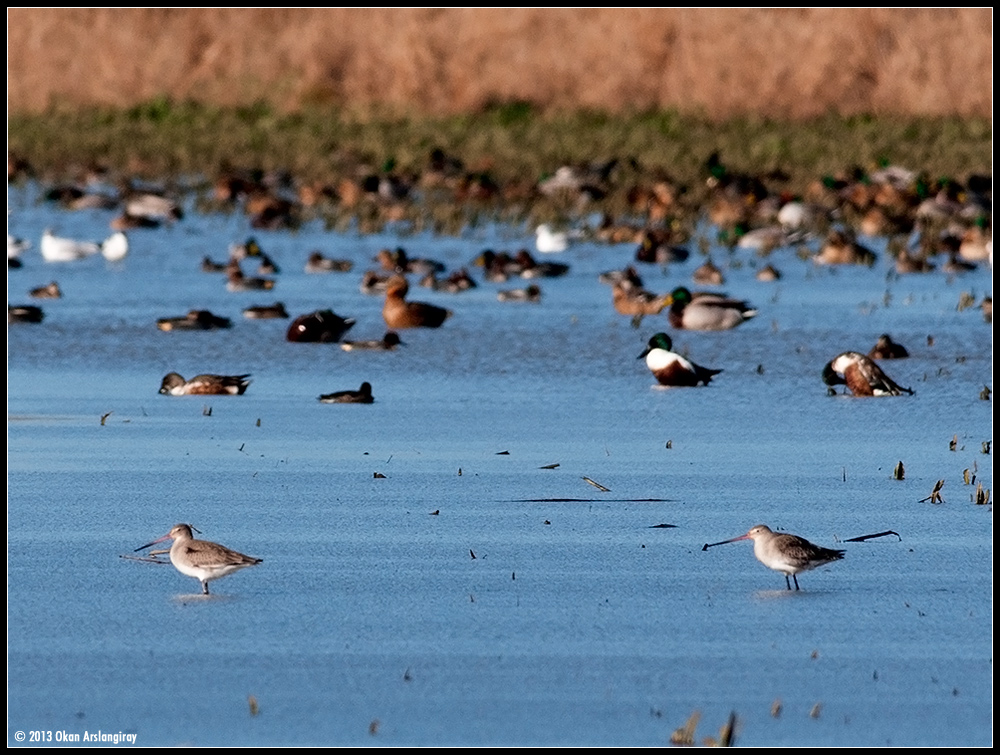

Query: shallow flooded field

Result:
[7,180,993,747]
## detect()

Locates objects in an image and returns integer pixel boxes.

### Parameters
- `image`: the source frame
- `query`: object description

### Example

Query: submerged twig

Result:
[119,554,171,565]
[842,530,901,542]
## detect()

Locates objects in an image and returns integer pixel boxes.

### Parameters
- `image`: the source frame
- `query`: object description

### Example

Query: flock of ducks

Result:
[11,157,990,402]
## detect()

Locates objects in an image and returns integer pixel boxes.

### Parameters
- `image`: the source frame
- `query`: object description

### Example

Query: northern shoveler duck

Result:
[692,258,725,286]
[242,302,289,319]
[638,332,722,387]
[159,373,251,396]
[286,309,356,343]
[814,229,877,266]
[318,381,374,404]
[382,275,452,329]
[665,287,757,331]
[340,332,405,351]
[157,310,232,332]
[101,231,129,262]
[305,251,353,274]
[497,284,542,303]
[29,281,62,299]
[134,523,261,596]
[8,304,44,324]
[821,352,913,396]
[868,334,909,360]
[39,229,100,262]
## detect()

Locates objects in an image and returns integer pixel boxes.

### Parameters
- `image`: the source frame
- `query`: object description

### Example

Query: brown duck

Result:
[382,275,452,329]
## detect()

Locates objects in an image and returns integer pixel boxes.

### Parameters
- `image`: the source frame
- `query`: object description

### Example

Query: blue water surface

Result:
[8,182,993,746]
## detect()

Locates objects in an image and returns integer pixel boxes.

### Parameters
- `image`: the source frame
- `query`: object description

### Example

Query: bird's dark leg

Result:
[784,575,792,590]
[792,575,800,591]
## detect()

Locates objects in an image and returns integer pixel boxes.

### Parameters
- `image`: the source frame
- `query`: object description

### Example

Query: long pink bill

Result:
[134,533,172,552]
[702,534,750,551]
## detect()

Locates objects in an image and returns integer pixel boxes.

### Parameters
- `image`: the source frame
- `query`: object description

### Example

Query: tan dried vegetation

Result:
[8,8,992,118]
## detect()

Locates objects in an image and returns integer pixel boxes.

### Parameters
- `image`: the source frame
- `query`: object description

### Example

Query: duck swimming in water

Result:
[638,332,722,387]
[665,287,757,331]
[822,352,913,396]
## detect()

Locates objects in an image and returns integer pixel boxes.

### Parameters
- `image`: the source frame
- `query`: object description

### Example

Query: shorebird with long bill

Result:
[703,524,844,590]
[135,524,262,595]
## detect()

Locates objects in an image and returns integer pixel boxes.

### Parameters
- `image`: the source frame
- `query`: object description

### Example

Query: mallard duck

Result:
[665,287,757,331]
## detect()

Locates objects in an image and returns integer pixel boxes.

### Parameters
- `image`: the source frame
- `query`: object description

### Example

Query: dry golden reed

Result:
[8,9,992,119]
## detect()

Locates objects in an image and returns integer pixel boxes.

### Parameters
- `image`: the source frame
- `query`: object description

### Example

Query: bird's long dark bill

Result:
[134,534,171,552]
[702,534,750,551]
[637,348,651,360]
[821,362,843,386]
